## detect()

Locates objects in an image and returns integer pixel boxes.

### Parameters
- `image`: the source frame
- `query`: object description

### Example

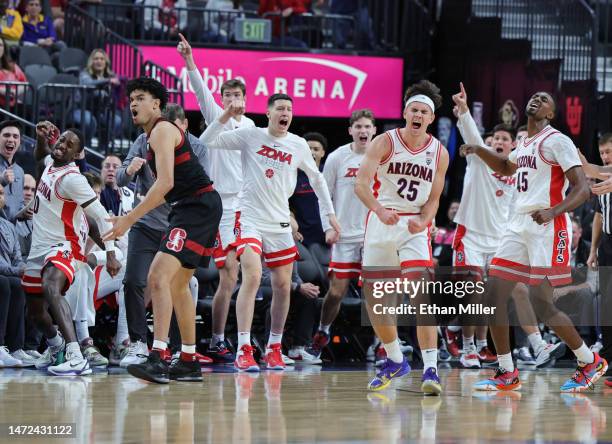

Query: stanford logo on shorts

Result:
[166,228,187,252]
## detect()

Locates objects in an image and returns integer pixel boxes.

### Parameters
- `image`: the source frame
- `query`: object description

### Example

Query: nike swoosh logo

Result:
[389,367,402,378]
[70,361,84,368]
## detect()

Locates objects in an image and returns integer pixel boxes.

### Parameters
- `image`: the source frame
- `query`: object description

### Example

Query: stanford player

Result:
[465,91,608,392]
[23,122,121,376]
[104,77,222,384]
[355,80,449,394]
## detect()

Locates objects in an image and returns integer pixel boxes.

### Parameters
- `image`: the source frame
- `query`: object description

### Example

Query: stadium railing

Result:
[0,81,37,127]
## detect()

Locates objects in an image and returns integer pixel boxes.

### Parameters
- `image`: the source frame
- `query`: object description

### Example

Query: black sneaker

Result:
[205,341,235,363]
[127,350,170,384]
[169,355,202,382]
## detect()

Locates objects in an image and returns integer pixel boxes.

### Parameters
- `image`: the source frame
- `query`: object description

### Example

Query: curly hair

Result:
[403,80,443,111]
[127,77,168,111]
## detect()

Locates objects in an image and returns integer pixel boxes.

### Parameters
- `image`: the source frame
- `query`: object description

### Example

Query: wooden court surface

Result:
[0,366,610,443]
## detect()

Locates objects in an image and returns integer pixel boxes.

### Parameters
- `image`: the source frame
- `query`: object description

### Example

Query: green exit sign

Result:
[235,18,272,43]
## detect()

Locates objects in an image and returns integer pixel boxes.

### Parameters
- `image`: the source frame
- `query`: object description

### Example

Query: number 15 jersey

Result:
[373,129,443,213]
[509,125,582,214]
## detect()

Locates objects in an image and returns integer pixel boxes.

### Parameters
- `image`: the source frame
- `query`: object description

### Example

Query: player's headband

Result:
[405,94,435,113]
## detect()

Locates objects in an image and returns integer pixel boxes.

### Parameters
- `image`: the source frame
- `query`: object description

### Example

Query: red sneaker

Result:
[196,351,213,365]
[605,377,612,388]
[445,328,461,358]
[478,346,498,364]
[155,348,172,363]
[264,343,285,370]
[234,345,260,372]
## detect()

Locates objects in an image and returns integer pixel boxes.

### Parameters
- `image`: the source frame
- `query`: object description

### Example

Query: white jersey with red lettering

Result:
[201,121,334,234]
[373,129,443,213]
[28,161,95,262]
[454,110,516,240]
[509,125,582,214]
[321,143,368,243]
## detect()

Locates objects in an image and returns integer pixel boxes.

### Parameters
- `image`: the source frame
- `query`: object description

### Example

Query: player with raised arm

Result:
[104,77,222,384]
[177,34,255,362]
[201,93,340,371]
[465,91,608,392]
[24,122,121,376]
[355,80,449,394]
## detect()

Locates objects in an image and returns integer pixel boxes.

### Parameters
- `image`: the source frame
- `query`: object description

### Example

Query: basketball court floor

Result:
[0,365,610,442]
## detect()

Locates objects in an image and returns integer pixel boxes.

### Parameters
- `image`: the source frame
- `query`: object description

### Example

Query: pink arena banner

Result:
[139,46,404,119]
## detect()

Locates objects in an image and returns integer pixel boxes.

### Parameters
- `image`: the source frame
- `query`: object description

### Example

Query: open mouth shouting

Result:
[411,121,422,130]
[279,117,290,129]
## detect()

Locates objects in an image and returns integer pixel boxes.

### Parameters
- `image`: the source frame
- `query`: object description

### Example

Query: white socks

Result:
[528,332,547,354]
[47,332,63,347]
[498,353,514,372]
[153,340,167,351]
[573,342,595,365]
[66,341,83,359]
[181,344,196,354]
[383,340,403,364]
[75,320,89,343]
[462,336,475,353]
[238,332,250,349]
[319,324,331,335]
[476,339,487,351]
[267,332,283,349]
[422,348,437,371]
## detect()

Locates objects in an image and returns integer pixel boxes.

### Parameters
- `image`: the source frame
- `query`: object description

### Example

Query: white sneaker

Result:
[11,349,37,367]
[24,350,42,360]
[366,344,377,363]
[109,339,130,366]
[0,346,22,367]
[48,350,92,376]
[282,354,295,366]
[459,351,481,369]
[288,348,322,365]
[35,343,65,370]
[515,347,536,365]
[119,340,149,368]
[535,342,566,368]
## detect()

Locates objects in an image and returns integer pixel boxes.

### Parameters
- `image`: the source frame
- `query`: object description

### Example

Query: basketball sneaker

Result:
[48,349,92,376]
[119,340,149,368]
[288,347,322,365]
[367,357,410,391]
[438,344,451,362]
[24,349,41,360]
[460,352,481,369]
[282,353,295,365]
[0,346,22,367]
[264,343,285,370]
[560,353,608,393]
[80,338,108,368]
[169,353,202,382]
[421,368,442,395]
[375,344,387,367]
[444,328,461,358]
[534,342,566,368]
[473,367,521,391]
[590,341,603,354]
[477,346,497,365]
[605,377,612,388]
[10,349,36,367]
[234,344,260,372]
[195,351,213,365]
[109,339,130,366]
[35,339,65,370]
[306,331,330,359]
[514,347,536,365]
[127,350,170,384]
[205,340,235,363]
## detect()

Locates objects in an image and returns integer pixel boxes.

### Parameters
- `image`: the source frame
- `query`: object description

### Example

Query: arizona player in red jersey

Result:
[104,77,222,384]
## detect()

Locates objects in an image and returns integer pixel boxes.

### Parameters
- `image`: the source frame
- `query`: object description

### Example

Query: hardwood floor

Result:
[0,366,610,443]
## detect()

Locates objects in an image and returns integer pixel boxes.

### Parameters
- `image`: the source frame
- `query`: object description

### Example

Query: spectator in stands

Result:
[0,120,26,223]
[202,0,243,43]
[516,124,528,145]
[74,49,123,146]
[0,36,26,107]
[0,0,23,50]
[0,183,33,367]
[21,0,65,53]
[258,0,308,48]
[99,154,122,214]
[15,173,33,257]
[139,0,187,40]
[49,0,66,39]
[289,131,326,248]
[315,0,375,50]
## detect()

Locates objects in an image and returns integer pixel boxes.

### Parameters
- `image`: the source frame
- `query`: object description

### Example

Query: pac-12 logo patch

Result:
[166,228,187,252]
[265,169,274,179]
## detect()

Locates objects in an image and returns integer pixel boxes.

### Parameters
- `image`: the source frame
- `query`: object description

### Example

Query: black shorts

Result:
[159,189,222,269]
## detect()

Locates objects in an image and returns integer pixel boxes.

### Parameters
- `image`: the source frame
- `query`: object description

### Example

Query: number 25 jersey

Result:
[508,125,582,214]
[373,129,443,213]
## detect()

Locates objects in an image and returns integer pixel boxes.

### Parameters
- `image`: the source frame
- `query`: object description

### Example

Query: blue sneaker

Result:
[367,357,410,391]
[560,353,608,393]
[421,367,442,395]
